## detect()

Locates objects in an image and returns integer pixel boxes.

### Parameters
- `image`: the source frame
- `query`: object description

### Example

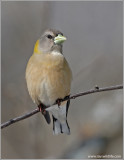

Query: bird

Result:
[26,29,72,135]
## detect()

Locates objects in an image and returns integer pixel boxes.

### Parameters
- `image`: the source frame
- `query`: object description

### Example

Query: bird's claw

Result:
[38,104,46,115]
[56,99,62,106]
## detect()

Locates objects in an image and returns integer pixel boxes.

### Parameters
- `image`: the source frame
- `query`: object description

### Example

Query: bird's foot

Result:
[56,95,70,106]
[65,95,70,99]
[38,104,46,115]
[56,98,62,106]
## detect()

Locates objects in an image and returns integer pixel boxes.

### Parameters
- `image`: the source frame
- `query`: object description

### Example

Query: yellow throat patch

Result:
[33,40,42,54]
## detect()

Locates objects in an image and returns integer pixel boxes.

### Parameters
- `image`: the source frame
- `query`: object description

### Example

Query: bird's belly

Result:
[38,79,55,106]
[38,70,71,106]
[26,54,72,106]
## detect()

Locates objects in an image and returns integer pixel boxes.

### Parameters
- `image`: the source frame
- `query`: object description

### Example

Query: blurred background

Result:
[1,1,123,159]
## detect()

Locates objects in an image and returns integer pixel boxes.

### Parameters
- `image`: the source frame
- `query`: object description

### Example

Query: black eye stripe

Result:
[47,35,53,39]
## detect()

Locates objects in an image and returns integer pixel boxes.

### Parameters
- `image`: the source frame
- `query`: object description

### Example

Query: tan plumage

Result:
[26,52,72,106]
[26,29,72,135]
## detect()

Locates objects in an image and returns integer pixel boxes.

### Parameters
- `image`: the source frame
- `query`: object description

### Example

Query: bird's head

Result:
[33,29,66,55]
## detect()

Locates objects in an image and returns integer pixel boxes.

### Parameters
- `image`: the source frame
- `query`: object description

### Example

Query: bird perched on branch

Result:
[26,29,72,135]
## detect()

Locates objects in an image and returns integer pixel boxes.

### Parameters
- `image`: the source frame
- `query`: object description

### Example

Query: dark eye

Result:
[47,35,53,39]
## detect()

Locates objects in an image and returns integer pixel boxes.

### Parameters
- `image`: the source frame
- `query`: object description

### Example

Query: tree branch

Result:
[1,84,123,129]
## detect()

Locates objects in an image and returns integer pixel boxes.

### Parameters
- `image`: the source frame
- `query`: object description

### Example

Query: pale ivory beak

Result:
[54,34,67,44]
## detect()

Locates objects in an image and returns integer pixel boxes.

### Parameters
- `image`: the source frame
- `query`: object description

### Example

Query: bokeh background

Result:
[1,1,123,159]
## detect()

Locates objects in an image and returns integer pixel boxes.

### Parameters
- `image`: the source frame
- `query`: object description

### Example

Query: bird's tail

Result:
[46,99,71,135]
[53,116,70,135]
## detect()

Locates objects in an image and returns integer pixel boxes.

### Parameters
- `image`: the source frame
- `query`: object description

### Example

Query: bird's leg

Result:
[38,104,42,112]
[56,98,62,106]
[65,95,70,99]
[38,104,46,115]
[56,95,70,107]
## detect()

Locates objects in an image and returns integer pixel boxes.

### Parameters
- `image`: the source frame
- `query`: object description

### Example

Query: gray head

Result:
[38,29,66,54]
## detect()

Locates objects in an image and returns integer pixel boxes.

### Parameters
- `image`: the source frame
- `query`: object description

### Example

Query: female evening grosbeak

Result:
[26,29,72,135]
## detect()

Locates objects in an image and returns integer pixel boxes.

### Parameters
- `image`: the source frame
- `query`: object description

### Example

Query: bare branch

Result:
[1,84,123,129]
[1,109,39,129]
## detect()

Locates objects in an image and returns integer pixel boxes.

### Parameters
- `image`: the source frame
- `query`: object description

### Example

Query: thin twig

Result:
[1,84,123,129]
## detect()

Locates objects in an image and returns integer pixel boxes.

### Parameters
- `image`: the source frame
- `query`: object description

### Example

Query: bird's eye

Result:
[47,35,53,39]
